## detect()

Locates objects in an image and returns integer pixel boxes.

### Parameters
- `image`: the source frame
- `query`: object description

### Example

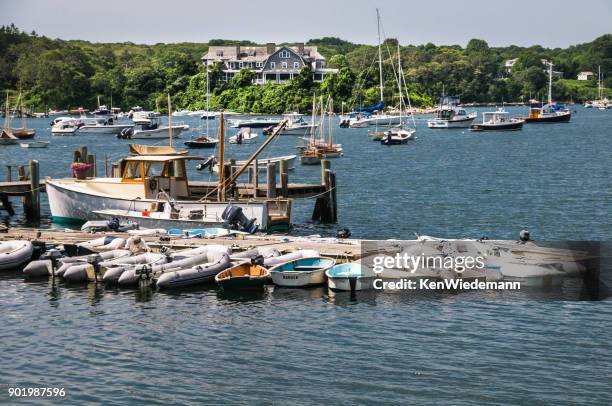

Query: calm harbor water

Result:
[1,106,611,404]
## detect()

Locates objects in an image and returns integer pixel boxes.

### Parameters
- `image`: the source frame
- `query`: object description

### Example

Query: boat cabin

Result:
[121,155,203,199]
[482,110,510,124]
[438,108,469,120]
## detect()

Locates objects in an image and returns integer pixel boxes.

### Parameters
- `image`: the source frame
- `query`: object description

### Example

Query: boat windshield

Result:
[123,161,143,181]
[144,162,164,177]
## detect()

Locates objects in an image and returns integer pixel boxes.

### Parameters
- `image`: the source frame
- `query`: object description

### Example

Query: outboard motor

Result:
[108,217,120,231]
[222,204,258,234]
[337,228,351,239]
[196,155,217,172]
[251,255,265,266]
[118,127,133,139]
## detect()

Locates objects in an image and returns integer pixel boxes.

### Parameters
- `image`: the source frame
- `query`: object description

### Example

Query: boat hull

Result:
[46,179,272,229]
[427,116,476,128]
[470,122,523,131]
[524,112,571,123]
[269,257,335,287]
[78,124,134,135]
[131,126,186,139]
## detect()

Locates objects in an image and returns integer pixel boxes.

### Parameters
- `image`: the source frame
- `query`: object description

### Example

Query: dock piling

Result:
[24,160,40,220]
[312,160,337,223]
[266,162,277,198]
[280,160,288,197]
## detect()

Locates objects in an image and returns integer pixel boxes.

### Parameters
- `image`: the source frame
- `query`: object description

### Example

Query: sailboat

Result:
[379,43,416,145]
[3,93,36,139]
[523,61,571,123]
[185,66,219,149]
[341,9,410,129]
[300,96,343,165]
[591,66,610,109]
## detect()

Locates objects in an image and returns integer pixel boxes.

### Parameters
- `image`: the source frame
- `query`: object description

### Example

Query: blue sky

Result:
[1,0,610,47]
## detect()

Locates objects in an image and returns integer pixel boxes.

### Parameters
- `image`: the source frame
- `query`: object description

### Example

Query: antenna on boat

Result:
[376,8,384,105]
[167,93,173,147]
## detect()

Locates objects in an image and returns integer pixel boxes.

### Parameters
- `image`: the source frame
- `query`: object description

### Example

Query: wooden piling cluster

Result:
[311,160,337,223]
[0,160,40,220]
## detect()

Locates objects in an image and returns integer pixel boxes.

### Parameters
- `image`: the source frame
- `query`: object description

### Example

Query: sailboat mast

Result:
[206,65,210,135]
[598,66,602,100]
[548,61,553,105]
[329,97,333,146]
[397,42,403,125]
[168,93,173,147]
[376,8,384,104]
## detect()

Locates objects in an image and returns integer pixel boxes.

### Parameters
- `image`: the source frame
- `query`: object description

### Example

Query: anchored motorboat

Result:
[229,127,259,144]
[427,96,477,128]
[78,117,134,135]
[522,62,571,123]
[470,109,524,131]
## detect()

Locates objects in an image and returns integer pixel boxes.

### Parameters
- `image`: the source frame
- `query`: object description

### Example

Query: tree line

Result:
[0,24,610,113]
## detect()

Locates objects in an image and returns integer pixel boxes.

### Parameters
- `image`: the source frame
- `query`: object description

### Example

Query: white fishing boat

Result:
[121,116,188,139]
[51,118,81,135]
[470,109,524,131]
[229,117,281,128]
[267,113,317,136]
[212,155,297,174]
[172,109,191,117]
[46,146,292,231]
[427,97,477,128]
[78,118,133,135]
[20,140,50,148]
[229,127,259,144]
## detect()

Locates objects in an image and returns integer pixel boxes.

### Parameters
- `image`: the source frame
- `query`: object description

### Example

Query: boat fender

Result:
[23,259,53,277]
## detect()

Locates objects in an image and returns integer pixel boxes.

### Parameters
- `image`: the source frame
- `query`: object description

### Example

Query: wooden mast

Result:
[218,111,225,201]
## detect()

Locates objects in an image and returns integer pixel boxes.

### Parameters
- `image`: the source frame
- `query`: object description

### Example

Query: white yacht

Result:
[51,118,81,135]
[78,118,134,135]
[121,116,188,139]
[427,97,477,128]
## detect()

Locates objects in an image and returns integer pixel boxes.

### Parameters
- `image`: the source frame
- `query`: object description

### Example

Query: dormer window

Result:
[216,50,223,57]
[279,50,290,58]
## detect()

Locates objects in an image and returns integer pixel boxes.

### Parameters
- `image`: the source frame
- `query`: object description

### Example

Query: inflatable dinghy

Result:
[0,240,34,270]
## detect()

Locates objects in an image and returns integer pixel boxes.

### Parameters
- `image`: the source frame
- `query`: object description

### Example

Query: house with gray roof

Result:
[202,43,338,84]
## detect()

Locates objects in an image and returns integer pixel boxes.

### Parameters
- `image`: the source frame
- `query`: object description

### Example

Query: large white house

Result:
[202,43,338,84]
[577,71,594,81]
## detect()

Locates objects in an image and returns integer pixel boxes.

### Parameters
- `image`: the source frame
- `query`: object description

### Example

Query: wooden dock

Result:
[0,147,337,222]
[0,227,363,261]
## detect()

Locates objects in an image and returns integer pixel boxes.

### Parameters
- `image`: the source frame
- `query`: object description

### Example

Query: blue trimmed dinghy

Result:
[326,262,376,291]
[268,256,335,287]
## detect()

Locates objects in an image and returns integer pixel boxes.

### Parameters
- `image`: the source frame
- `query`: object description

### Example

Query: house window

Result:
[270,62,276,68]
[281,62,288,69]
[216,50,223,57]
[279,50,290,58]
[256,62,263,68]
[294,62,300,69]
[239,62,243,68]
